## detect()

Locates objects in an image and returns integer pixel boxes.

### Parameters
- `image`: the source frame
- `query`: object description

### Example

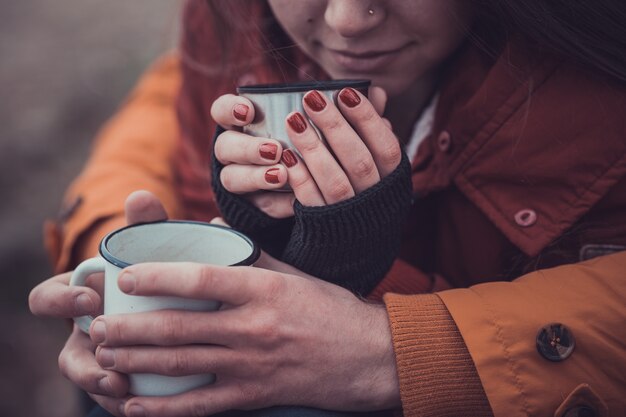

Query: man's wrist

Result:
[356,302,402,410]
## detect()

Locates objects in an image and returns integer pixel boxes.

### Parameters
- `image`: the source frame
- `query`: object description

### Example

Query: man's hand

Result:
[28,190,169,416]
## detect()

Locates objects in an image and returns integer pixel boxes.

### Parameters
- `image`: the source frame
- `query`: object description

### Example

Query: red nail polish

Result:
[287,112,307,133]
[265,168,280,184]
[259,143,278,160]
[339,88,361,108]
[233,103,249,122]
[303,90,326,112]
[281,149,298,168]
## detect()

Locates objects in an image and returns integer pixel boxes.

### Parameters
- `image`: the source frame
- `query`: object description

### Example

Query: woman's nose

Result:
[324,0,386,38]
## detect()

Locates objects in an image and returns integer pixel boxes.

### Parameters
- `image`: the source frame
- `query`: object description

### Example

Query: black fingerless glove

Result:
[211,127,294,257]
[281,152,413,296]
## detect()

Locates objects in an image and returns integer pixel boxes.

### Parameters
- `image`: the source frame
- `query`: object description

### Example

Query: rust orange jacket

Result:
[46,44,626,417]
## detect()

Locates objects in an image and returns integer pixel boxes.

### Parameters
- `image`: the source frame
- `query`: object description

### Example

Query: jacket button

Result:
[563,406,596,417]
[536,323,575,362]
[514,209,537,227]
[437,131,452,152]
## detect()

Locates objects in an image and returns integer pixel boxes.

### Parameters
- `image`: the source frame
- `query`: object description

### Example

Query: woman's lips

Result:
[326,44,410,73]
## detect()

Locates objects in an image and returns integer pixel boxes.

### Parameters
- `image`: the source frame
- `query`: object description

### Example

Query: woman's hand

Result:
[282,87,400,206]
[210,87,392,216]
[211,94,295,219]
[92,256,401,417]
[28,190,170,416]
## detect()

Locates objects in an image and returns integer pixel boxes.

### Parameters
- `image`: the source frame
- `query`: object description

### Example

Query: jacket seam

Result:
[474,289,532,417]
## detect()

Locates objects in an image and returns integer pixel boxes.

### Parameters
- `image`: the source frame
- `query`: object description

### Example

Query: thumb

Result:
[124,190,168,225]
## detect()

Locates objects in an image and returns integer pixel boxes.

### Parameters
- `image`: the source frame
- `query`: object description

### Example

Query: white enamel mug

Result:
[69,221,260,396]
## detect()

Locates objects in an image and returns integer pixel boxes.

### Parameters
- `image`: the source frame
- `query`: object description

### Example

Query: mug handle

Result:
[69,257,106,333]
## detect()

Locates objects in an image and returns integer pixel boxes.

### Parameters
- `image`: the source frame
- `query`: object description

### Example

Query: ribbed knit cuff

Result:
[211,128,293,257]
[383,293,493,417]
[282,153,412,295]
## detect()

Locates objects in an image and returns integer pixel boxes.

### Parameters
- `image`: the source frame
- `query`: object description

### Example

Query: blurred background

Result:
[0,1,181,415]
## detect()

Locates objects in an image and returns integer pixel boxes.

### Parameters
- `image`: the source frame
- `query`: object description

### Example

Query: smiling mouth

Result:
[324,43,413,72]
[328,44,410,58]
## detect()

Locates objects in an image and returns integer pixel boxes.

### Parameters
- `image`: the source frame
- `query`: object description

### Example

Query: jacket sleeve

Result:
[384,250,626,417]
[45,54,186,273]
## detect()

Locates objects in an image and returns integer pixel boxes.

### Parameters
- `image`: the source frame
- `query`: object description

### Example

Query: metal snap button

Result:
[514,209,537,227]
[437,131,451,152]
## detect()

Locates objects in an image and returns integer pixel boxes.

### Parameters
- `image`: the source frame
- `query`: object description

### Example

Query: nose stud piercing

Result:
[368,8,374,15]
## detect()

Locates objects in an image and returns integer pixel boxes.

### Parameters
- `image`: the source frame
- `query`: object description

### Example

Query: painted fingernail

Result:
[98,375,112,393]
[281,149,298,168]
[118,271,135,293]
[128,404,147,417]
[265,168,281,184]
[91,320,106,344]
[99,348,116,368]
[75,293,94,314]
[259,143,278,160]
[304,90,326,112]
[233,103,249,122]
[287,112,307,133]
[339,88,361,108]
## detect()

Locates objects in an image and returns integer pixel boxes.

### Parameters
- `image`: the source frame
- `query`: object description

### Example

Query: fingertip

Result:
[210,217,231,227]
[233,103,251,124]
[125,191,168,225]
[118,270,136,294]
[338,87,362,108]
[75,292,97,315]
[264,166,287,186]
[280,149,299,168]
[211,94,256,128]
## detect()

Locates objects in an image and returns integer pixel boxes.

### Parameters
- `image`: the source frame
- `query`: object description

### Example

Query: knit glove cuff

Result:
[211,128,293,257]
[282,152,413,295]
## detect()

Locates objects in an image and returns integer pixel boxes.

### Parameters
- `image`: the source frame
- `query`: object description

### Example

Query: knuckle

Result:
[236,382,265,408]
[351,157,377,180]
[290,171,314,191]
[197,265,217,297]
[327,176,353,201]
[296,136,323,155]
[260,274,286,302]
[320,115,343,132]
[379,143,402,168]
[357,106,379,124]
[189,400,212,417]
[168,348,191,375]
[73,365,101,391]
[161,313,184,345]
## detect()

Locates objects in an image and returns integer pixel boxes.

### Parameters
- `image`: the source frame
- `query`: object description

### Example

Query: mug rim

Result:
[237,79,370,94]
[99,220,261,269]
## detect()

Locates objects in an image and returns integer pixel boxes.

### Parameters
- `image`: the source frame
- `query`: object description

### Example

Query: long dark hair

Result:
[472,0,626,84]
